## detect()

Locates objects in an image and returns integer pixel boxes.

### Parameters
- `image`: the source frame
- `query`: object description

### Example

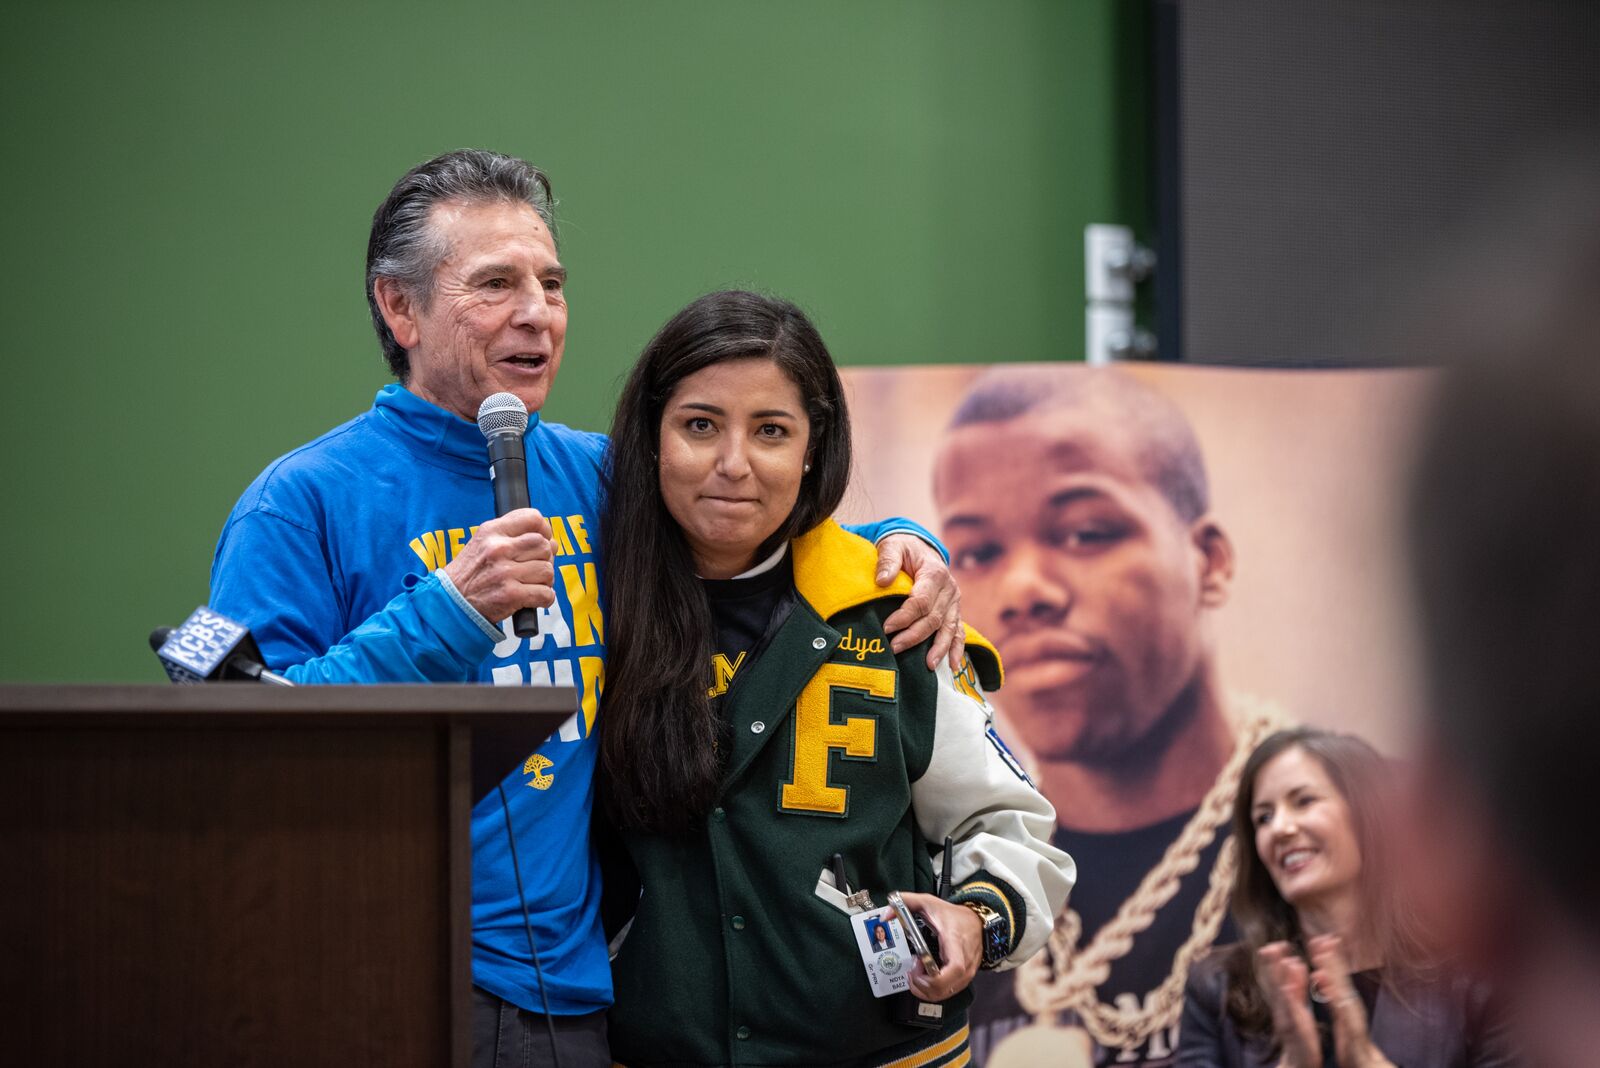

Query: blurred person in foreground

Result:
[1405,183,1600,1068]
[1177,728,1513,1068]
[933,367,1286,1067]
[596,291,1075,1067]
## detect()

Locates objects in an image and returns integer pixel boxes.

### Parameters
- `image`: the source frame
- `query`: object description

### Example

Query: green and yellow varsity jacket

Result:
[608,520,1075,1068]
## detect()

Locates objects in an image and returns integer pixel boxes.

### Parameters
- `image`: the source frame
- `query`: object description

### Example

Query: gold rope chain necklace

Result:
[1012,698,1285,1052]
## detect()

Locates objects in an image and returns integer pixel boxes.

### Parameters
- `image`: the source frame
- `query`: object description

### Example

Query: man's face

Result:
[933,406,1222,766]
[393,199,568,421]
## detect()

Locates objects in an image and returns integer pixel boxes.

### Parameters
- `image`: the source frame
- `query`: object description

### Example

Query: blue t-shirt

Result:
[212,384,611,1013]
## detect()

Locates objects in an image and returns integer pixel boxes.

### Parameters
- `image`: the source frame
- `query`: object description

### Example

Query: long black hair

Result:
[600,290,852,832]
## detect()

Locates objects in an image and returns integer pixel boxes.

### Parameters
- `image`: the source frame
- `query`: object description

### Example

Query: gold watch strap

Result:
[962,901,1000,924]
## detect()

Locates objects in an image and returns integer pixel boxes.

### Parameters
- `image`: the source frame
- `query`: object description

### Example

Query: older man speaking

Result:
[209,149,960,1068]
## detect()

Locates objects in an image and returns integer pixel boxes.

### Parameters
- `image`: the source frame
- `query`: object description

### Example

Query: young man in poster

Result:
[933,367,1283,1067]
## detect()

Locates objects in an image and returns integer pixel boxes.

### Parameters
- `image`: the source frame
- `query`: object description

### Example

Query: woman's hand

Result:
[1308,934,1395,1068]
[889,891,982,1002]
[1259,938,1396,1068]
[1257,942,1320,1068]
[875,535,966,670]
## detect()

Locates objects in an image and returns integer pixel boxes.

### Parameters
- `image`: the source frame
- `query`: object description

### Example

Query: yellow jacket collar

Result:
[792,519,1004,690]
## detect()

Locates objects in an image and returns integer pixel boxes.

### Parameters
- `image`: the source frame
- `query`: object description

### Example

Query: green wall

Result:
[0,1,1146,681]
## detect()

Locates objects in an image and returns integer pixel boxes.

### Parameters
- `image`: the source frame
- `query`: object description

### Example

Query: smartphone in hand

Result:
[886,890,942,976]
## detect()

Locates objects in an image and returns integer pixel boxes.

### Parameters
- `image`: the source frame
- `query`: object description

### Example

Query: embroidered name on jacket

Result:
[837,627,886,662]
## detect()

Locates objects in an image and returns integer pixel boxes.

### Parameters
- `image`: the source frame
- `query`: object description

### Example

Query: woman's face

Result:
[1250,745,1364,913]
[658,357,811,578]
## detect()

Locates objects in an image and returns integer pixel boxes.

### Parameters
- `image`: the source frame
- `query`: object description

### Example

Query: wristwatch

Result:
[961,900,1009,969]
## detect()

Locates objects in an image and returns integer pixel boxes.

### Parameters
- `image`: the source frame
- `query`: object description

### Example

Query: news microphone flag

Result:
[154,606,287,684]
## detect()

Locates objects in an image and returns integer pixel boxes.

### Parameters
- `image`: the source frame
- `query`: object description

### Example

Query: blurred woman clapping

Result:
[1177,728,1513,1068]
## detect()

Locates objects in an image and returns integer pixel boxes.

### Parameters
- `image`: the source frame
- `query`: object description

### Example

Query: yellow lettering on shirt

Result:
[548,516,576,557]
[568,514,592,555]
[409,529,449,571]
[449,527,469,559]
[560,562,603,646]
[779,663,891,816]
[579,655,605,735]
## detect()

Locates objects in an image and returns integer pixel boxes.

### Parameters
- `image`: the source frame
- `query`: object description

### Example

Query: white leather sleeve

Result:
[910,660,1076,969]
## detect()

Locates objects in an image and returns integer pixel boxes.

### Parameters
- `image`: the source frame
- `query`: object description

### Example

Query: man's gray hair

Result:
[365,149,557,380]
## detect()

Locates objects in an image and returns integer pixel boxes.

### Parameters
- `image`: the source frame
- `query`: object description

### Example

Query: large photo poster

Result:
[838,363,1433,1067]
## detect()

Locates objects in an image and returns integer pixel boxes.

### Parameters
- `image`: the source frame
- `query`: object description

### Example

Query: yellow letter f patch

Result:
[778,663,893,816]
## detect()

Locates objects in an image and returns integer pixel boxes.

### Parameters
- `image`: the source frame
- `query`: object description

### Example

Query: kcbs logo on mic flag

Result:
[156,607,251,683]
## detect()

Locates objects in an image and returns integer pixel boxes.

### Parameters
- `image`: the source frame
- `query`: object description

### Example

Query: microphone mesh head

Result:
[477,392,530,439]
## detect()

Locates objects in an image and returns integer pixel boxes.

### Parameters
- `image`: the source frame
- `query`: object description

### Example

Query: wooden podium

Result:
[0,683,577,1067]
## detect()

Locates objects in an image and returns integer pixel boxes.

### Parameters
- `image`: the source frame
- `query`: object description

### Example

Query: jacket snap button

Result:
[812,636,828,650]
[750,721,766,734]
[711,807,726,822]
[736,1026,751,1040]
[731,915,746,930]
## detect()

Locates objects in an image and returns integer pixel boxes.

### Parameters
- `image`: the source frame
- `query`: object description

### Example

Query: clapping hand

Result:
[1258,942,1320,1068]
[1258,936,1395,1068]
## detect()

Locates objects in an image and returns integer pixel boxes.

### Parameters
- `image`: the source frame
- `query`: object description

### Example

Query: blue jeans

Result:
[472,987,610,1068]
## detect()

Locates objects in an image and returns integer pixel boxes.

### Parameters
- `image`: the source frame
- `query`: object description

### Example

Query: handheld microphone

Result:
[150,607,293,685]
[477,391,539,638]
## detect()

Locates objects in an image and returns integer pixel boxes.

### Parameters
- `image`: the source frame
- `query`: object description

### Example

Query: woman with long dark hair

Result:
[1177,728,1512,1068]
[598,290,1074,1068]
